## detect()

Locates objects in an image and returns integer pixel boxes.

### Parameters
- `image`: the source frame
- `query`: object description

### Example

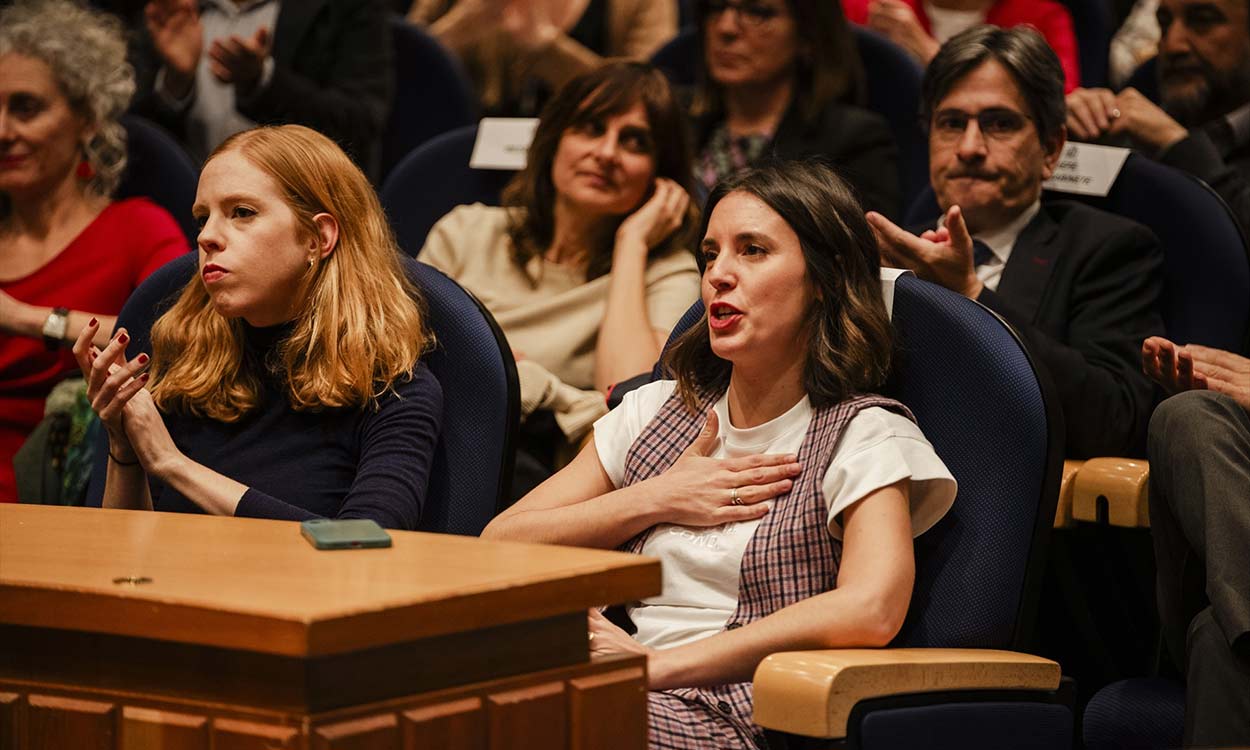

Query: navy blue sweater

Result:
[151,324,443,530]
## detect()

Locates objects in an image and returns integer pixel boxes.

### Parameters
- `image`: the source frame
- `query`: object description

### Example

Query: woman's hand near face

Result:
[614,178,690,255]
[645,411,802,527]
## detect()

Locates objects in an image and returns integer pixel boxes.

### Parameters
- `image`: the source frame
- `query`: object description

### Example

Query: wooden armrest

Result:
[752,648,1061,739]
[1054,460,1084,528]
[1071,458,1150,528]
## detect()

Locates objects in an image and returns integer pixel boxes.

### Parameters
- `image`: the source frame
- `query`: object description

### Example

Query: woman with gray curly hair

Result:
[0,0,189,502]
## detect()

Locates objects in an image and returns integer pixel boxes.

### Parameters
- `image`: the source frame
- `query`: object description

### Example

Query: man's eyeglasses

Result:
[929,108,1033,141]
[701,0,782,28]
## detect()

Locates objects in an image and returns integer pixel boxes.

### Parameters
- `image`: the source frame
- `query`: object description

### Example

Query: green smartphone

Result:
[300,519,392,550]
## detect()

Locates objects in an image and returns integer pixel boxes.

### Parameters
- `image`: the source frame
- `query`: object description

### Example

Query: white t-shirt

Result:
[594,380,957,650]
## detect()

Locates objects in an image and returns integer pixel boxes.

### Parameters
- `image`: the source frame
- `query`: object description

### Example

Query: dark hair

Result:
[664,160,893,410]
[692,0,867,124]
[501,61,698,282]
[921,25,1066,146]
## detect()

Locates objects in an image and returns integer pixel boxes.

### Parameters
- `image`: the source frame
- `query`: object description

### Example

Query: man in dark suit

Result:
[1066,0,1250,236]
[130,0,393,178]
[869,25,1164,458]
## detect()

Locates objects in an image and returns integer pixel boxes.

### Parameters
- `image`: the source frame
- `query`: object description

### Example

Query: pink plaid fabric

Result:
[620,386,914,749]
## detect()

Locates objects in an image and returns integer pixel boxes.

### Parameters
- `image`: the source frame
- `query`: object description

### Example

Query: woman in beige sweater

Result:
[407,0,677,115]
[420,62,700,479]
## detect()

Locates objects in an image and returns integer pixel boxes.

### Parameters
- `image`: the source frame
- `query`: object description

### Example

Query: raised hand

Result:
[868,205,983,299]
[866,0,940,63]
[144,0,202,88]
[645,410,802,528]
[615,178,690,254]
[72,321,148,461]
[1185,344,1250,411]
[208,27,272,94]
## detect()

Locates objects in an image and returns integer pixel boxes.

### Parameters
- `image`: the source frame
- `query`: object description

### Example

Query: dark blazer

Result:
[696,98,902,219]
[921,200,1165,458]
[1160,126,1250,250]
[130,0,394,179]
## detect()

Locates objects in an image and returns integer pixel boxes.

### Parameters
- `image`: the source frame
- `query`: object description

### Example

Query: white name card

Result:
[469,118,539,170]
[1043,142,1131,197]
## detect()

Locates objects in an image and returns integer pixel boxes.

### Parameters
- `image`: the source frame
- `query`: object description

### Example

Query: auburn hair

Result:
[148,125,430,421]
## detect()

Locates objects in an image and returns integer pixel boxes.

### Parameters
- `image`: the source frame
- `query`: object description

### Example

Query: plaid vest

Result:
[620,385,914,740]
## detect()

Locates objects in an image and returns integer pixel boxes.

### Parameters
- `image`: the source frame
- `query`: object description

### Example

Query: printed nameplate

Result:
[1043,142,1130,197]
[470,118,540,170]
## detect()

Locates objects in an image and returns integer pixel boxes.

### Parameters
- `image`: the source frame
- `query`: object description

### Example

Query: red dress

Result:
[0,198,188,502]
[842,0,1082,93]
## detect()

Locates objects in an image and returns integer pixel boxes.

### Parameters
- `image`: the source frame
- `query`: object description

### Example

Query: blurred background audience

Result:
[129,0,394,178]
[843,0,1082,92]
[691,0,901,217]
[408,0,676,116]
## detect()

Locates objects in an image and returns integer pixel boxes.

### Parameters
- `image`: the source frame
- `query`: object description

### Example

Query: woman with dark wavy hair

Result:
[421,61,700,478]
[483,161,955,749]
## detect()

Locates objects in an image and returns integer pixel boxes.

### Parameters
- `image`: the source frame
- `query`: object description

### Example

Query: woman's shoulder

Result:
[644,246,699,279]
[433,203,514,233]
[101,197,182,231]
[371,362,445,421]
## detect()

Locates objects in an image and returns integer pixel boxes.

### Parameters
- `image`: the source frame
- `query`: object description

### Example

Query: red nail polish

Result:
[118,333,128,344]
[140,373,150,382]
[89,317,98,327]
[138,353,149,365]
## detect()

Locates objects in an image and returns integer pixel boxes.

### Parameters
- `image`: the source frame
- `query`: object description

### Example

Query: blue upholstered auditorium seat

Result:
[653,274,1070,749]
[379,125,517,257]
[86,254,518,535]
[1083,677,1186,750]
[116,115,200,246]
[380,17,476,183]
[1057,0,1113,88]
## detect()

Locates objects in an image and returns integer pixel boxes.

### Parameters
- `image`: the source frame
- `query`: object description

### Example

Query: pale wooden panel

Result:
[753,648,1062,738]
[0,692,23,750]
[487,683,567,750]
[313,713,398,750]
[568,667,647,750]
[1054,459,1083,528]
[0,505,659,657]
[122,706,209,750]
[212,717,301,750]
[401,698,485,750]
[27,694,116,750]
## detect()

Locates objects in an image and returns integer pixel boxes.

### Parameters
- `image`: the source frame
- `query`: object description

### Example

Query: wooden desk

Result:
[0,505,660,749]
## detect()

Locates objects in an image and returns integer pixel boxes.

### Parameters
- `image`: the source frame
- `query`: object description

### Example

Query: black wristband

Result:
[108,450,141,467]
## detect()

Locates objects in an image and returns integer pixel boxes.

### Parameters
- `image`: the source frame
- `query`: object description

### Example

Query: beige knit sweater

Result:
[420,203,700,441]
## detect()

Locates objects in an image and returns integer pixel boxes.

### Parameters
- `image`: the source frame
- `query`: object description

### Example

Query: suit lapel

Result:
[996,206,1061,323]
[271,0,328,67]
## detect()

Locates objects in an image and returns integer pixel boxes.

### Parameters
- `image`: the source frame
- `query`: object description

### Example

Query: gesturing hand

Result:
[72,320,182,474]
[866,0,940,63]
[144,0,202,80]
[1143,336,1250,410]
[615,178,690,255]
[647,410,801,528]
[868,205,984,299]
[208,27,272,94]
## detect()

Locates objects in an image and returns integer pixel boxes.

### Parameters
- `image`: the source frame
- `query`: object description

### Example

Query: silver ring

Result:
[730,487,742,506]
[1111,107,1122,119]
